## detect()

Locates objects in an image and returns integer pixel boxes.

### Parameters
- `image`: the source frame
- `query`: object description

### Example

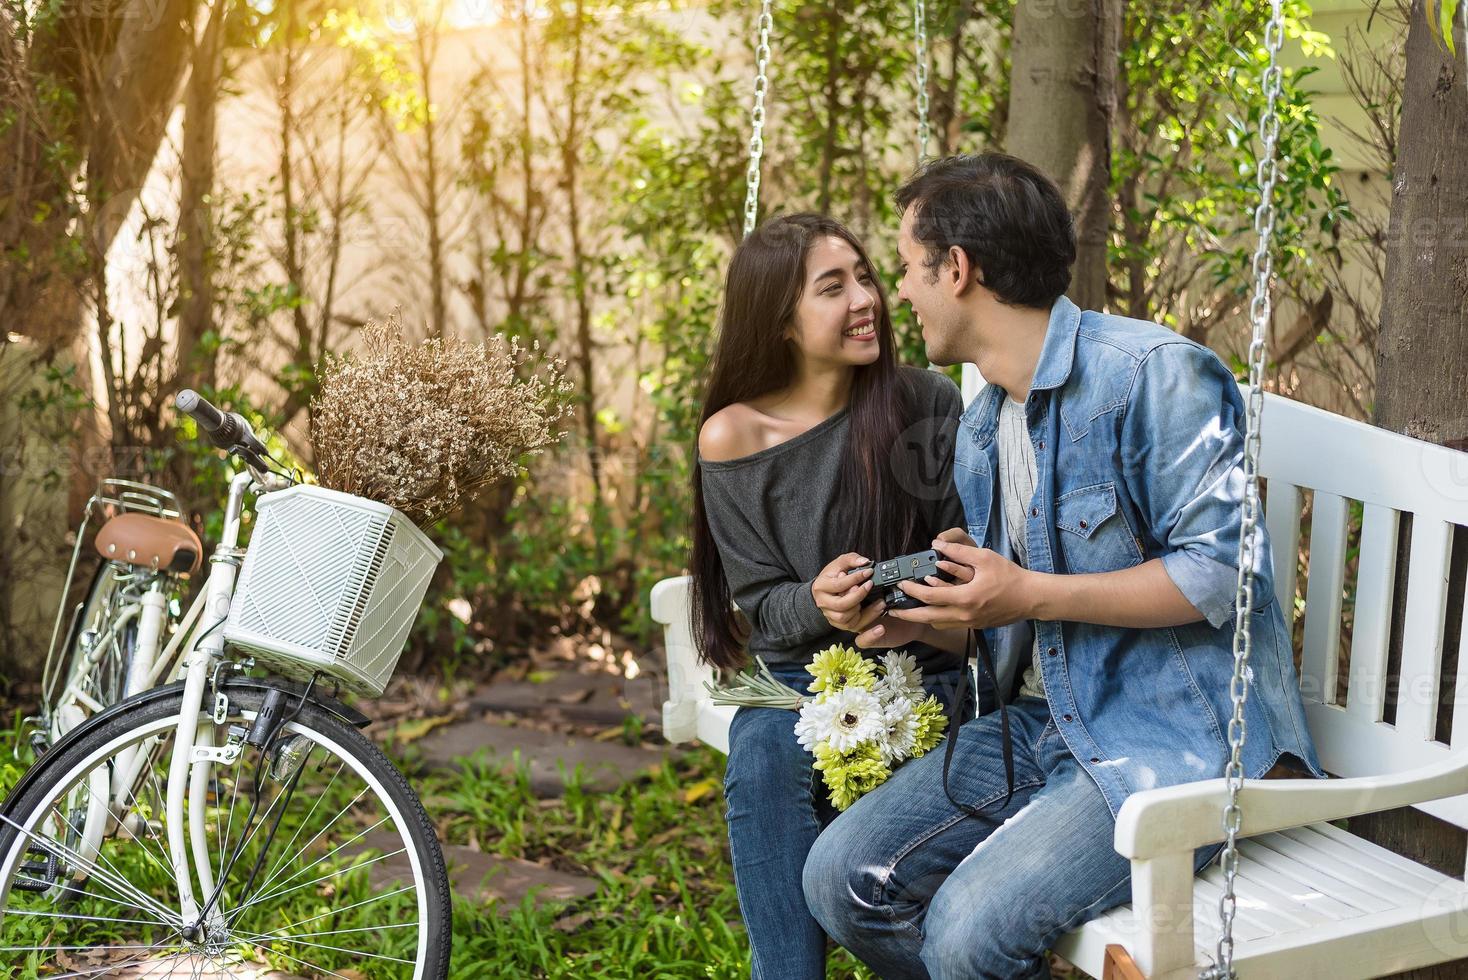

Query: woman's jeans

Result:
[801,696,1225,980]
[723,662,973,980]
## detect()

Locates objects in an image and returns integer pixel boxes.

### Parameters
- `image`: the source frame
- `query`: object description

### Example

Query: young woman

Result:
[689,213,976,979]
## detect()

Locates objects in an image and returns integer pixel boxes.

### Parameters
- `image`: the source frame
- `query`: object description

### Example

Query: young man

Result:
[800,153,1324,980]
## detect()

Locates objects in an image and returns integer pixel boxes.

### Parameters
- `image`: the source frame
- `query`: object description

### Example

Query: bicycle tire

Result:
[0,682,452,979]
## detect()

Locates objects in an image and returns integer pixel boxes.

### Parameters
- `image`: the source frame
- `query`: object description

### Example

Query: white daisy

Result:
[801,687,886,754]
[795,697,838,752]
[877,650,924,702]
[879,697,921,765]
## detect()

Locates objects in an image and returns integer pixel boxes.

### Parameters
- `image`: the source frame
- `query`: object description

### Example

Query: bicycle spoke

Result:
[234,936,355,980]
[232,846,408,928]
[46,942,186,979]
[217,765,243,906]
[0,814,178,924]
[136,739,179,852]
[249,919,419,942]
[111,753,182,887]
[231,812,388,915]
[2,907,171,928]
[239,786,374,903]
[254,750,339,894]
[48,878,178,921]
[235,881,415,936]
[224,755,300,877]
[233,929,415,964]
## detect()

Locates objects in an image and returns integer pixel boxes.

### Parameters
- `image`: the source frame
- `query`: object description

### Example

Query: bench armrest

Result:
[1115,751,1468,860]
[1108,753,1468,976]
[651,576,716,744]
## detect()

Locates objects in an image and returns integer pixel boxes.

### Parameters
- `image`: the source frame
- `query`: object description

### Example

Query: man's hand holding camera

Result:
[873,527,1036,637]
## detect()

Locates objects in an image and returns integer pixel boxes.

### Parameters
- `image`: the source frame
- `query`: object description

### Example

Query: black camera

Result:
[851,549,953,611]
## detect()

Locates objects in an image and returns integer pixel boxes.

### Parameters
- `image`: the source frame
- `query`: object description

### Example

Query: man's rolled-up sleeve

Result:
[1121,342,1257,629]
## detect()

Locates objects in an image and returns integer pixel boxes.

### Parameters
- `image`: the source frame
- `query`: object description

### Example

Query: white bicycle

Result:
[0,391,451,978]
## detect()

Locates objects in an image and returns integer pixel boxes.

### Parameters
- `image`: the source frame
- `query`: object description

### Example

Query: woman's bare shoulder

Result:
[698,403,761,463]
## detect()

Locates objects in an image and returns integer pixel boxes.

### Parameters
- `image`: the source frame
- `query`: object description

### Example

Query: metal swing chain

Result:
[1204,2,1287,978]
[742,0,775,239]
[914,0,931,162]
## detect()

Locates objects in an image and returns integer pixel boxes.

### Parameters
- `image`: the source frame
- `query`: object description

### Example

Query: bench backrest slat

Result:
[1301,491,1350,707]
[1395,517,1453,743]
[1346,502,1400,725]
[1265,479,1302,616]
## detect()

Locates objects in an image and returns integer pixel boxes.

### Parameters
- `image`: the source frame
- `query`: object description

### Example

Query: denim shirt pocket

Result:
[1054,482,1144,574]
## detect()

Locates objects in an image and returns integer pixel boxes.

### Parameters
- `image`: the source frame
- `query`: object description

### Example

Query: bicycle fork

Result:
[165,471,252,937]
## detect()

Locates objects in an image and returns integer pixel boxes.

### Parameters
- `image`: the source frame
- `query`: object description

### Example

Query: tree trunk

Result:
[562,0,603,509]
[1354,4,1468,977]
[418,29,448,340]
[1,0,196,351]
[277,22,313,395]
[175,0,228,395]
[1004,0,1119,312]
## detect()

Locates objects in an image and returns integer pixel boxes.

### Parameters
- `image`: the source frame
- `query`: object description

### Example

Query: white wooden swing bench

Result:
[651,381,1468,979]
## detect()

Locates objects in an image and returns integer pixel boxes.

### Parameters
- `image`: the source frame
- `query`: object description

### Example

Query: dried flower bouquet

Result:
[310,313,573,526]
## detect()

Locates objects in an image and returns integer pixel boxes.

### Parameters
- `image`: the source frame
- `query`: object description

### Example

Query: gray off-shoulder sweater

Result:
[698,366,969,672]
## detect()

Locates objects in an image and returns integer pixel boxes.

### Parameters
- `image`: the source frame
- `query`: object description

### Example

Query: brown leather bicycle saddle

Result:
[94,513,203,575]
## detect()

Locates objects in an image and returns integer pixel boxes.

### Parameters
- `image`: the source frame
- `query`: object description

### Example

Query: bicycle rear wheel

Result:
[0,682,451,978]
[47,562,134,744]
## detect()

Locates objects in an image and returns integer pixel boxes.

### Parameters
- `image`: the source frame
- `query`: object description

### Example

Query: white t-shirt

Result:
[997,395,1045,700]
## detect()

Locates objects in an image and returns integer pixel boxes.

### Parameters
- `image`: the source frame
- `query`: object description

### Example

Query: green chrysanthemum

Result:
[806,644,877,694]
[909,694,950,757]
[813,742,892,811]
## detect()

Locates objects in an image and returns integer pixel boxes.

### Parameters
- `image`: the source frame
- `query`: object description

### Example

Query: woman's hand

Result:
[853,615,926,650]
[812,553,884,633]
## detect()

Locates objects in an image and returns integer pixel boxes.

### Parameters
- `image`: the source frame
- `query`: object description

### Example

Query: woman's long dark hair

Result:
[691,213,928,670]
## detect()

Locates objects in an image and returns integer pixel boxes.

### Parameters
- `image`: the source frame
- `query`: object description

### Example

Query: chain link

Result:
[742,0,775,240]
[1201,3,1286,978]
[914,0,930,162]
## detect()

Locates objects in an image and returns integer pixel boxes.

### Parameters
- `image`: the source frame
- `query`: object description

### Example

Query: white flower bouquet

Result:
[705,646,949,810]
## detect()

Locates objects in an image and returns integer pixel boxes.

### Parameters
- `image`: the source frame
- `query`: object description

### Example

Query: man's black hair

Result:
[895,153,1076,310]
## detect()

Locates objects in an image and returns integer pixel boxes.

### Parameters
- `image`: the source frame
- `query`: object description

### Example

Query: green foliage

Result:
[4,0,1375,676]
[1109,0,1349,336]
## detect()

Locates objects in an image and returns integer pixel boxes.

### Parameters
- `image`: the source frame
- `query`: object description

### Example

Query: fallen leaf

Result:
[393,714,457,743]
[683,777,721,804]
[554,911,594,933]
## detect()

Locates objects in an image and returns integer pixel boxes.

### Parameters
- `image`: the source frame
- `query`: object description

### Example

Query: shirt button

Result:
[1062,714,1073,722]
[1030,507,1039,518]
[1047,647,1057,657]
[1038,441,1045,451]
[1078,520,1089,530]
[1090,757,1101,764]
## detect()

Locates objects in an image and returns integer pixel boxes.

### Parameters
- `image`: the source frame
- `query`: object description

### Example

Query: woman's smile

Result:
[843,316,876,341]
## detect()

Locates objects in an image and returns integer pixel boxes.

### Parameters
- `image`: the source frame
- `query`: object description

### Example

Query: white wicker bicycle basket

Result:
[223,484,443,697]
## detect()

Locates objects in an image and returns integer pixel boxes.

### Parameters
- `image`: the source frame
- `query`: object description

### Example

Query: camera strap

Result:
[940,626,1014,817]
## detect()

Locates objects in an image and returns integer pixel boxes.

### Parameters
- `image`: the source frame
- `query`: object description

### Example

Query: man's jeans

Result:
[724,663,973,980]
[802,696,1224,980]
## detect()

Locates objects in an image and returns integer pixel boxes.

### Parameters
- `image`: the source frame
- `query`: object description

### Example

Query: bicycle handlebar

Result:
[175,389,270,464]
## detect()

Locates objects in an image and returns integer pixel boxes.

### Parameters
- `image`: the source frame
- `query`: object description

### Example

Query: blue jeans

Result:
[802,696,1224,980]
[724,663,973,980]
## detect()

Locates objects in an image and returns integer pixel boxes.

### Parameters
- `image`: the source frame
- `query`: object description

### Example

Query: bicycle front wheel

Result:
[0,683,451,979]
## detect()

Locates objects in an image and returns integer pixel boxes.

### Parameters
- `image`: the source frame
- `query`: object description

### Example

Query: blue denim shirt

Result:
[955,296,1325,818]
